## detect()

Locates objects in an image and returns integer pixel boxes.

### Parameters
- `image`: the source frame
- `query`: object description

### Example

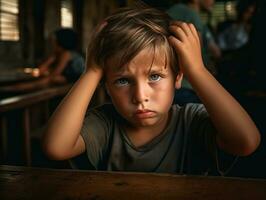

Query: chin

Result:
[133,118,160,127]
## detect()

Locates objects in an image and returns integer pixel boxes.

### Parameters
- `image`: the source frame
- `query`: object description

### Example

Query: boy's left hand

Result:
[168,21,204,75]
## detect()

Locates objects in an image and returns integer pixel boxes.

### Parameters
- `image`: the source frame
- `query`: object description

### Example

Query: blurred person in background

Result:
[217,0,257,52]
[38,28,85,84]
[7,28,85,91]
[200,0,221,70]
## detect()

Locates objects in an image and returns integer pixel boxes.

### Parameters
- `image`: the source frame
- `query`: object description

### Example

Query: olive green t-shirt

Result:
[81,104,236,175]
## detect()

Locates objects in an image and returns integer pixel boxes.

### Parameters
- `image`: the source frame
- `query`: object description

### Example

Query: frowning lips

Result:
[134,109,156,119]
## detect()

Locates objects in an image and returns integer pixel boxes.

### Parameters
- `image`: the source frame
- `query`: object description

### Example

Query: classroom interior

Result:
[0,0,266,180]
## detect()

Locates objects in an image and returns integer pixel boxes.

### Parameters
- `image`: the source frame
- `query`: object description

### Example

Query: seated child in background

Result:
[9,28,85,91]
[42,6,260,175]
[38,28,85,83]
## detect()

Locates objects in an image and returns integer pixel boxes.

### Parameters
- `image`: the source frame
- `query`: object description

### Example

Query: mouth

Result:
[134,109,156,119]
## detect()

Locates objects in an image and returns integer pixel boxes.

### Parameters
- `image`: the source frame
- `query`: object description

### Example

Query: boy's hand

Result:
[168,21,204,75]
[86,21,107,73]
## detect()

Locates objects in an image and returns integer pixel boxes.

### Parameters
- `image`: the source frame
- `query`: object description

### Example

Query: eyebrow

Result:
[111,65,168,77]
[149,67,168,74]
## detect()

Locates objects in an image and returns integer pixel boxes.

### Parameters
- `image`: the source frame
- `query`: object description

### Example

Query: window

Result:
[61,0,73,28]
[0,0,19,41]
[200,1,237,29]
[213,1,236,24]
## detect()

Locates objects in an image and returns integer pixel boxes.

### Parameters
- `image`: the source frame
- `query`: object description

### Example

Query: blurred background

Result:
[0,0,265,179]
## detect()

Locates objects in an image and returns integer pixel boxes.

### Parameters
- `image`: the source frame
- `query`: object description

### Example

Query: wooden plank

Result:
[0,165,266,200]
[0,84,72,112]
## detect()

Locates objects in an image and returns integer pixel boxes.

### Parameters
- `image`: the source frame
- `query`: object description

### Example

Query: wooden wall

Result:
[0,0,119,69]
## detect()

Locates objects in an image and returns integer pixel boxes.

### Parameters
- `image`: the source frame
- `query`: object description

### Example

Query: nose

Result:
[132,82,149,104]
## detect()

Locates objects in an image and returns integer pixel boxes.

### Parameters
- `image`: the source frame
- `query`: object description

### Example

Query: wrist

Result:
[84,67,103,81]
[184,63,206,78]
[186,65,212,90]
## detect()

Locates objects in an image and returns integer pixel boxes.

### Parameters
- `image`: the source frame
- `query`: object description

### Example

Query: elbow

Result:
[42,127,72,160]
[240,133,261,156]
[238,131,261,156]
[42,140,68,161]
[217,130,261,156]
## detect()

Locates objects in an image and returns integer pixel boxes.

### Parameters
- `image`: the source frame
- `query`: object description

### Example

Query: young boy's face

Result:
[105,46,182,129]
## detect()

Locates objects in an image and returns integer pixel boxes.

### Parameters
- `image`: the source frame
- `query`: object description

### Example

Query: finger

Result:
[188,23,200,43]
[168,36,182,52]
[169,20,184,26]
[169,25,187,42]
[170,21,191,36]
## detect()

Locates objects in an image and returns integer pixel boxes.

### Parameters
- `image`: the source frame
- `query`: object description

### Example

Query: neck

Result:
[125,110,171,148]
[125,127,163,148]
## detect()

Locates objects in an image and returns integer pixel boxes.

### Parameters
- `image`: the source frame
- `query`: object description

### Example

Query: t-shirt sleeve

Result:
[80,105,113,169]
[185,103,238,176]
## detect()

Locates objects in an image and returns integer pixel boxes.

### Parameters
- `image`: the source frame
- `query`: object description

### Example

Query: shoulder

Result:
[167,4,188,18]
[84,103,125,128]
[167,3,188,12]
[171,103,209,127]
[81,104,119,148]
[188,13,203,33]
[167,4,203,33]
[86,103,117,119]
[91,103,117,114]
[172,103,207,116]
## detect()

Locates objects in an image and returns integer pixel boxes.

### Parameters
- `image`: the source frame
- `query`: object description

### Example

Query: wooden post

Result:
[22,108,31,166]
[0,116,8,163]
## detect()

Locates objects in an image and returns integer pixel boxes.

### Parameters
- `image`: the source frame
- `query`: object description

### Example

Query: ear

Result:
[175,72,183,89]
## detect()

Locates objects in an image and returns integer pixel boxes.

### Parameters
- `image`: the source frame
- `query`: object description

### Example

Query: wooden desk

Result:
[0,68,40,85]
[0,84,72,166]
[0,84,71,112]
[0,165,266,200]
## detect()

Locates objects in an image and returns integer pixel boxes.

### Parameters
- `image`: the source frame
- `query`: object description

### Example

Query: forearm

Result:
[50,52,71,76]
[168,21,260,156]
[42,68,102,157]
[188,67,260,155]
[38,56,55,73]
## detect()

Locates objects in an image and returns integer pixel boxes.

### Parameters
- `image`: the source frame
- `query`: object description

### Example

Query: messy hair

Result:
[91,6,179,75]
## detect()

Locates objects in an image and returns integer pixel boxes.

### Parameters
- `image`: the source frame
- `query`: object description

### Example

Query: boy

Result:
[42,7,260,175]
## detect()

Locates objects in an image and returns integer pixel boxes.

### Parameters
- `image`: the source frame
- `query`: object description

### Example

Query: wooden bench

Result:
[0,84,72,166]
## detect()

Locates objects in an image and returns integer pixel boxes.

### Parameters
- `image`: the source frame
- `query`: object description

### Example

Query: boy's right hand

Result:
[42,21,107,160]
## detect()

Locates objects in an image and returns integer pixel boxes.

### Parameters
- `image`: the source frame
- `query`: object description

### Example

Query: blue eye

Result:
[149,74,161,82]
[114,78,129,86]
